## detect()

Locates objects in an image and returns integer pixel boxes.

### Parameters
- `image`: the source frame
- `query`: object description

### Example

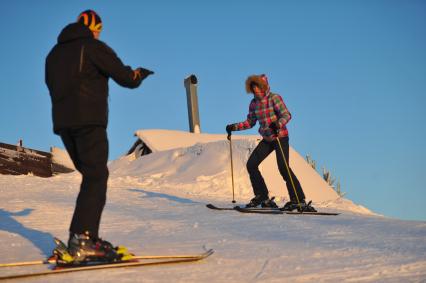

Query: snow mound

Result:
[134,129,256,152]
[51,146,75,171]
[110,130,373,215]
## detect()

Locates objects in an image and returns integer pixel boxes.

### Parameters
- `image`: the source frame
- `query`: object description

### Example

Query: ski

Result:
[234,206,284,214]
[234,207,339,215]
[0,251,214,268]
[207,204,339,216]
[206,204,281,213]
[285,211,340,216]
[0,249,214,280]
[207,204,283,214]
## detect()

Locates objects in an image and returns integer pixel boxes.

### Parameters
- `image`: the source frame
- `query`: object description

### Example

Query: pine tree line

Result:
[306,154,346,197]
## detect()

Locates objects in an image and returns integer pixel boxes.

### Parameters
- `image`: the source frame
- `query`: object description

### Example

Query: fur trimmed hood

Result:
[245,74,270,94]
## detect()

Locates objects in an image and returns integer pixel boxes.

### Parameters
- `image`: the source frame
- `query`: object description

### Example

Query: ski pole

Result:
[276,136,302,210]
[228,135,236,203]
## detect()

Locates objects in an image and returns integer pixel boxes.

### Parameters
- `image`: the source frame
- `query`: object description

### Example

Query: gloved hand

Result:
[134,67,154,81]
[226,124,234,140]
[269,122,279,134]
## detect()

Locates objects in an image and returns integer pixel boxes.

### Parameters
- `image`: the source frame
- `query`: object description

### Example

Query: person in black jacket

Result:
[45,10,153,263]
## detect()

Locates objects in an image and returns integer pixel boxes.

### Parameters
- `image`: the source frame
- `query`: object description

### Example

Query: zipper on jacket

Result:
[79,45,85,73]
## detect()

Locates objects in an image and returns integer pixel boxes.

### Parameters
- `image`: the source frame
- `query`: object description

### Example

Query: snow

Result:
[51,147,75,171]
[134,129,257,152]
[132,130,342,204]
[0,130,425,282]
[0,147,46,160]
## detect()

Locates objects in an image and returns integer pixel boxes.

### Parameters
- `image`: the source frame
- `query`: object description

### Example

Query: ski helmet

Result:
[77,10,102,32]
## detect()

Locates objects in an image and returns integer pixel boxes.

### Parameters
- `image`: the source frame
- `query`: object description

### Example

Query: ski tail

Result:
[285,211,340,216]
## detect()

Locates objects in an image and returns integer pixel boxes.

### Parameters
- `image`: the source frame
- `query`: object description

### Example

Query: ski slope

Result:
[0,130,425,282]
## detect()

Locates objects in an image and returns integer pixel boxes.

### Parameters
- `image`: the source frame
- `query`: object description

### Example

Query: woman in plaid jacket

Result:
[226,74,315,212]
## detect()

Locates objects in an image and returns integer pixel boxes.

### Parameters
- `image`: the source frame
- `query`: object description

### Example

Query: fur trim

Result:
[245,74,269,93]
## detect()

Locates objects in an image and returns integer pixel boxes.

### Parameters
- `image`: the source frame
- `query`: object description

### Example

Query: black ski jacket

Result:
[45,23,142,134]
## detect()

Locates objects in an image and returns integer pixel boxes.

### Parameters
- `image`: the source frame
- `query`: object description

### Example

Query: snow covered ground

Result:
[0,131,425,282]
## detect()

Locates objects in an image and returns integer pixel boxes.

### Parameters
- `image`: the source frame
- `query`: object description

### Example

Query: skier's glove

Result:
[226,124,234,140]
[269,122,279,134]
[134,67,154,81]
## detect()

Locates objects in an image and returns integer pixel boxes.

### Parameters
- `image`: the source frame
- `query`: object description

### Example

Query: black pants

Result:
[246,137,305,202]
[59,126,109,238]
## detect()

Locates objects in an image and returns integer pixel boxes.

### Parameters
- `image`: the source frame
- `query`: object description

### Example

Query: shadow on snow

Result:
[0,208,55,257]
[129,188,201,205]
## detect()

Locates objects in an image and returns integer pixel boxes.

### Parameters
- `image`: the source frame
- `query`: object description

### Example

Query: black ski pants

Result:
[59,126,109,238]
[246,137,305,202]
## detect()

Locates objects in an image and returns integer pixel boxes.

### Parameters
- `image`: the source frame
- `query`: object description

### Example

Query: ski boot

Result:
[53,232,129,266]
[90,236,133,261]
[281,200,299,211]
[281,200,317,212]
[261,197,279,208]
[245,195,267,208]
[297,200,317,212]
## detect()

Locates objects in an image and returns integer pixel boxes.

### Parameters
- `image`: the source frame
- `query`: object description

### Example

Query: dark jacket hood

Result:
[58,23,93,44]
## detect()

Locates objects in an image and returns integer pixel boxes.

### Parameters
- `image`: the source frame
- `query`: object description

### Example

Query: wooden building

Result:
[0,142,74,178]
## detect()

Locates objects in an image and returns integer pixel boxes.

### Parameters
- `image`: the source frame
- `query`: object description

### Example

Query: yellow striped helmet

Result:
[77,10,102,32]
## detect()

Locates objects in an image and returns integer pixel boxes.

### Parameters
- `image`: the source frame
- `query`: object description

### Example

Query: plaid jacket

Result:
[231,92,291,141]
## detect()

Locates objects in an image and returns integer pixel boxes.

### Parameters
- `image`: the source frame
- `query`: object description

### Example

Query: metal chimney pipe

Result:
[184,74,201,133]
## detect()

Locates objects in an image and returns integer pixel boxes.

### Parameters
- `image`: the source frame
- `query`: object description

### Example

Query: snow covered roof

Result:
[134,129,260,152]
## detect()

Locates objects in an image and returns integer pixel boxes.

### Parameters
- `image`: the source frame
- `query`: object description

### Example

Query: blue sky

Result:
[0,0,425,221]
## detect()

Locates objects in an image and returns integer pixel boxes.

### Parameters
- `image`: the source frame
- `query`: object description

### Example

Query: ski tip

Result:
[204,249,215,257]
[206,204,236,210]
[53,237,63,245]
